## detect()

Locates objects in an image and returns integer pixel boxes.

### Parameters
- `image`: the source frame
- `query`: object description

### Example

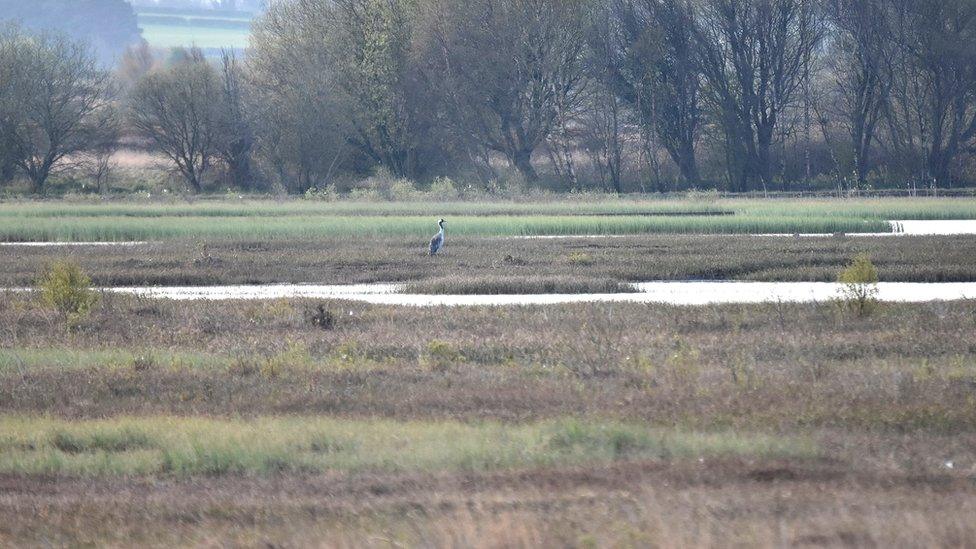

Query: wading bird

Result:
[429,219,446,255]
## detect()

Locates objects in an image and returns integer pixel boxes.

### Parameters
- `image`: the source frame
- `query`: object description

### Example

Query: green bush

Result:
[422,340,463,372]
[838,254,879,316]
[428,176,459,200]
[37,260,98,321]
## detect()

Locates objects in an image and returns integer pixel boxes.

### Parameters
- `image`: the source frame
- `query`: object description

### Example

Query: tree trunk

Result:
[674,141,700,187]
[512,149,538,181]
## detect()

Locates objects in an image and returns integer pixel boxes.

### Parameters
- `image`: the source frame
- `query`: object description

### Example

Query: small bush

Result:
[567,252,594,266]
[838,254,879,317]
[422,340,463,372]
[37,260,98,321]
[131,354,157,372]
[303,185,339,201]
[306,303,336,330]
[390,179,420,201]
[503,254,527,266]
[428,176,459,200]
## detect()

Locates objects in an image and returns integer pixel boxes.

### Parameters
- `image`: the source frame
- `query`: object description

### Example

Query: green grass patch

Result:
[0,212,889,241]
[0,416,818,477]
[0,348,229,374]
[0,199,731,219]
[8,196,976,241]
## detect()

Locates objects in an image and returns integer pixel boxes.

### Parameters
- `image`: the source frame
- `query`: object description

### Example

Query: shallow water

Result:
[891,220,976,235]
[515,220,976,238]
[0,241,148,247]
[104,281,976,306]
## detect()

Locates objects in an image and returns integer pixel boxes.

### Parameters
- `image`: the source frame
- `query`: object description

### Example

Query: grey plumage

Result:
[429,219,446,255]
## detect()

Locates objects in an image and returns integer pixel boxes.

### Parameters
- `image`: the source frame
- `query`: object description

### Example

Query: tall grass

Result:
[4,196,976,240]
[0,214,890,241]
[0,199,731,218]
[731,198,976,220]
[4,197,976,219]
[0,416,817,477]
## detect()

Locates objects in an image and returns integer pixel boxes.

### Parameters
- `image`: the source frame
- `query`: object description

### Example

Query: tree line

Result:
[2,0,976,195]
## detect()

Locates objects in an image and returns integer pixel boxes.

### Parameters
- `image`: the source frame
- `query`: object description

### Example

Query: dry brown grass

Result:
[3,271,976,545]
[2,234,976,286]
[2,459,975,547]
[3,293,976,433]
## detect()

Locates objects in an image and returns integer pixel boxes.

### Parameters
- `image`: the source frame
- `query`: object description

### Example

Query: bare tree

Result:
[0,25,24,185]
[0,27,114,193]
[249,0,350,192]
[214,51,255,189]
[824,0,894,187]
[603,0,703,187]
[421,0,590,182]
[116,42,158,92]
[128,50,220,192]
[883,0,976,188]
[695,0,824,191]
[84,107,120,193]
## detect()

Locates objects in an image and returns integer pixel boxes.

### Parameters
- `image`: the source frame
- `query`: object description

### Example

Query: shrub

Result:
[838,254,879,317]
[390,179,420,201]
[567,252,594,266]
[428,176,459,200]
[422,340,463,372]
[303,185,338,201]
[306,303,336,330]
[37,260,98,321]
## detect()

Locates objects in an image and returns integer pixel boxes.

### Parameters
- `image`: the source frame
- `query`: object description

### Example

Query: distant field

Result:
[138,22,250,49]
[136,8,252,49]
[4,197,976,241]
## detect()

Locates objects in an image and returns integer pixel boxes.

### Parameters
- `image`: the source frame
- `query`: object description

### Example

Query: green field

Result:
[138,22,250,49]
[0,415,813,477]
[135,6,252,50]
[6,197,974,241]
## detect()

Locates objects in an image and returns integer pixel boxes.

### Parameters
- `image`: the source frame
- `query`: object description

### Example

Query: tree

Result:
[695,0,824,191]
[824,0,893,187]
[884,0,976,188]
[249,0,356,192]
[250,0,446,182]
[421,0,591,181]
[603,0,703,187]
[0,26,24,185]
[0,26,115,193]
[214,51,255,189]
[116,42,159,92]
[128,50,220,192]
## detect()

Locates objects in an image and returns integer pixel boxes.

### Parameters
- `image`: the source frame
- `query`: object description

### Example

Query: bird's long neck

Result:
[438,222,444,233]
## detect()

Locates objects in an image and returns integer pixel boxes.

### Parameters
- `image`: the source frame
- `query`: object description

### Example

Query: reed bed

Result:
[0,213,890,241]
[6,196,976,240]
[3,196,976,220]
